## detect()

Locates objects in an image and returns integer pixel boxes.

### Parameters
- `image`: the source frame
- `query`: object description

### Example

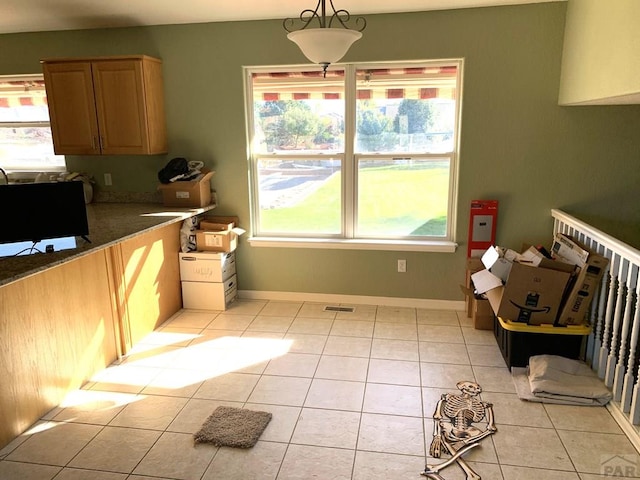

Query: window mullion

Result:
[343,64,357,239]
[0,121,50,128]
[244,68,262,237]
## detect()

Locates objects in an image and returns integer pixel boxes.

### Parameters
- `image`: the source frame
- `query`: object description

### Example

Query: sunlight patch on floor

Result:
[88,334,294,391]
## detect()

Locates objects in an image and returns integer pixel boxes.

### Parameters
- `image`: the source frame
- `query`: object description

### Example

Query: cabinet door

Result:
[91,60,150,155]
[42,62,100,155]
[113,222,182,351]
[0,250,118,449]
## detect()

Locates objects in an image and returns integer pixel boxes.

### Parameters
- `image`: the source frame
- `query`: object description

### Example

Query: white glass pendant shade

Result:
[287,28,362,65]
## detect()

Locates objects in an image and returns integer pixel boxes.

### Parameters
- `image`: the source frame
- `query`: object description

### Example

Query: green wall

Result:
[1,3,639,301]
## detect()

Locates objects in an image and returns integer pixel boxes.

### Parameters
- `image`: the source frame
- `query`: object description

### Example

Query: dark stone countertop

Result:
[0,202,215,287]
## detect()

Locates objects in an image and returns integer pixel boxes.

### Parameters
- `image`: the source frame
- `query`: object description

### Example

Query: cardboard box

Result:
[196,230,237,253]
[556,244,609,326]
[467,200,498,258]
[465,257,485,317]
[460,284,494,329]
[181,274,237,310]
[200,221,233,232]
[481,262,572,325]
[158,169,214,208]
[201,215,240,228]
[551,233,590,267]
[178,251,236,283]
[518,246,576,273]
[196,215,245,253]
[472,296,494,330]
[200,215,239,232]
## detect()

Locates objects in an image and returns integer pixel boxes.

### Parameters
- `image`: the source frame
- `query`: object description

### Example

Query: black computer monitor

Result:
[0,181,89,244]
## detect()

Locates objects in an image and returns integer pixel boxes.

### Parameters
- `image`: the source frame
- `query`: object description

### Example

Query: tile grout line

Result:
[349,308,376,479]
[3,304,623,479]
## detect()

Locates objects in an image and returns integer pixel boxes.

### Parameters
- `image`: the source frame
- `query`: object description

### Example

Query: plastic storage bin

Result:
[493,316,590,368]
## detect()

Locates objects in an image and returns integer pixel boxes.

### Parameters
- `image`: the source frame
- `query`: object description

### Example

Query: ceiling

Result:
[3,0,562,35]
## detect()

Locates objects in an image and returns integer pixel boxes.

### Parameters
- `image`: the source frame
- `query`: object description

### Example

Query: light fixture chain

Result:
[283,0,366,32]
[283,0,323,32]
[327,0,366,31]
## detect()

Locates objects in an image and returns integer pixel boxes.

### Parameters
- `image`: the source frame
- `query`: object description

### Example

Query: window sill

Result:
[4,169,67,182]
[248,237,458,252]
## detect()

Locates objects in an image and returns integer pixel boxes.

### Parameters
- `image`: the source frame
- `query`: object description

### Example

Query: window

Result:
[245,61,462,251]
[0,74,65,175]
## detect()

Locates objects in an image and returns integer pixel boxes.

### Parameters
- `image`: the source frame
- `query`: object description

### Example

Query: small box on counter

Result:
[158,169,214,208]
[195,215,245,253]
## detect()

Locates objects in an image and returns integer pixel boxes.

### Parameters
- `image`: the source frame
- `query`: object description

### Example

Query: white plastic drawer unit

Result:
[181,274,238,311]
[178,251,236,283]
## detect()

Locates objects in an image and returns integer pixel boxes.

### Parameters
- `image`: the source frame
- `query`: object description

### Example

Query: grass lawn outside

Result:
[259,162,450,237]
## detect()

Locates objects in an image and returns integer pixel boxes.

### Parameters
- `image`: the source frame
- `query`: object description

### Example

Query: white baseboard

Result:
[238,290,465,311]
[607,401,640,454]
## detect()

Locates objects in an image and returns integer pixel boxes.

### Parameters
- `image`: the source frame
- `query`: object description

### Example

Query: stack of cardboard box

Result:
[471,234,608,327]
[179,215,245,311]
[466,234,609,367]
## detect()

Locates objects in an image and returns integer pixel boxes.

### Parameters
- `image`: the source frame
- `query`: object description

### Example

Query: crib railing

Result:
[552,209,640,435]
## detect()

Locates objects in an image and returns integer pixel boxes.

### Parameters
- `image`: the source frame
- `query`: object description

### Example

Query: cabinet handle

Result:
[99,136,104,150]
[92,136,97,150]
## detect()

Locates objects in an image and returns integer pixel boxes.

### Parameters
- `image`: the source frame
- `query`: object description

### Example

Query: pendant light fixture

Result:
[283,0,366,76]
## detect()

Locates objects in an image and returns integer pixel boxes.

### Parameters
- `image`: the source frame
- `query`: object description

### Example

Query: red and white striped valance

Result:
[0,77,47,109]
[261,92,342,101]
[252,66,456,81]
[357,87,455,100]
[258,88,455,101]
[252,65,457,102]
[0,96,48,108]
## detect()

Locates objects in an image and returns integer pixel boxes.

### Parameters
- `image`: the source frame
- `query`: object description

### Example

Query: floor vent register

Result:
[323,306,355,313]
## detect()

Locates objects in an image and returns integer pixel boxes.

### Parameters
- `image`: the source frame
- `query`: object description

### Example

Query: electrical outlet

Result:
[397,259,407,273]
[104,173,112,186]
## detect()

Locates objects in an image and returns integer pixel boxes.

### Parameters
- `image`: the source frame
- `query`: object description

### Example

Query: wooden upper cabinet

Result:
[42,55,168,155]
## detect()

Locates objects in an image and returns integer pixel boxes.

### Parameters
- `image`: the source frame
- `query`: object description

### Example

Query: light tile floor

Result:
[1,300,639,480]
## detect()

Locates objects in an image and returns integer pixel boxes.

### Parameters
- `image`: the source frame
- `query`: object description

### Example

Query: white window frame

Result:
[244,60,463,252]
[0,74,65,180]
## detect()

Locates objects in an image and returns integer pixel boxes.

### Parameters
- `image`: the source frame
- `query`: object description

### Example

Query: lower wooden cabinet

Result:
[110,222,182,351]
[0,221,183,449]
[0,250,118,449]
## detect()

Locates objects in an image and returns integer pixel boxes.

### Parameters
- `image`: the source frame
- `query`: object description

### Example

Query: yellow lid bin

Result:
[494,317,591,368]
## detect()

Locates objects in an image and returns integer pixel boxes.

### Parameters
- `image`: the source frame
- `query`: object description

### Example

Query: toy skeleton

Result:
[422,381,497,480]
